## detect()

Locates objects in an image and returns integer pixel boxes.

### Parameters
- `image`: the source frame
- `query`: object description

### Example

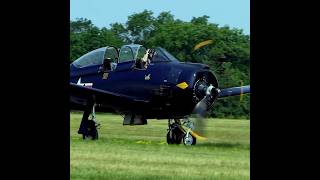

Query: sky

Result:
[70,0,250,34]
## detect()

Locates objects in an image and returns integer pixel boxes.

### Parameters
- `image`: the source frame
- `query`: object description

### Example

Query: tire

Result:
[82,120,98,140]
[82,129,98,140]
[166,131,174,144]
[167,126,184,145]
[183,134,196,145]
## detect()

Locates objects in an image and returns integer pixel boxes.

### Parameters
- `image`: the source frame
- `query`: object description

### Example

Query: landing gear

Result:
[166,117,197,145]
[183,130,196,145]
[182,117,197,145]
[82,120,99,140]
[78,104,100,140]
[166,119,184,144]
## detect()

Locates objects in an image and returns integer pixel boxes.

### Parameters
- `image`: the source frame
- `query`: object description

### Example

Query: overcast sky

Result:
[70,0,250,34]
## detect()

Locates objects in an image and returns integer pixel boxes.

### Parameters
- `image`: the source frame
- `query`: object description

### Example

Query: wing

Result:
[70,83,150,113]
[218,85,250,98]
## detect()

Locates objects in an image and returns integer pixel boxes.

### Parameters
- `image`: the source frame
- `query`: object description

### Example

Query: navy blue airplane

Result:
[70,44,250,145]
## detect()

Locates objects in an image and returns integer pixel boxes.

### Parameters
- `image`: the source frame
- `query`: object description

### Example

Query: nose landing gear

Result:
[166,117,197,145]
[182,129,196,145]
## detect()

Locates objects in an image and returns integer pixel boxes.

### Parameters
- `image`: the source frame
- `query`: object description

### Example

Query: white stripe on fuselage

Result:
[76,77,93,87]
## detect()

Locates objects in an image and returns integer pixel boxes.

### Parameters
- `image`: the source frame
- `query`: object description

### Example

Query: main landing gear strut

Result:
[78,104,100,140]
[166,117,197,145]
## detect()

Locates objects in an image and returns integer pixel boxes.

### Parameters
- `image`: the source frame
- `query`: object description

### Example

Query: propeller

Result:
[187,40,249,140]
[189,83,220,139]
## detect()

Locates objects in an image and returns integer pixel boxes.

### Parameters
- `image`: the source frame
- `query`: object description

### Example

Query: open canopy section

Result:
[118,44,180,63]
[151,47,179,62]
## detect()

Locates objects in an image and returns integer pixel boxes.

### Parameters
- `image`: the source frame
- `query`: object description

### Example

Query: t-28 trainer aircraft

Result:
[70,44,250,145]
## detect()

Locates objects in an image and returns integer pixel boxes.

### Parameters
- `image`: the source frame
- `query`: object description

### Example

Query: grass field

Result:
[70,112,250,180]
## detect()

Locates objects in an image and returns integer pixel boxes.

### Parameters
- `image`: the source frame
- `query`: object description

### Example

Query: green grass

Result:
[70,112,250,180]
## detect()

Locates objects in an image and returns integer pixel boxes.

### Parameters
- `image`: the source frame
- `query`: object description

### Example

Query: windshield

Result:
[72,47,106,68]
[152,48,179,62]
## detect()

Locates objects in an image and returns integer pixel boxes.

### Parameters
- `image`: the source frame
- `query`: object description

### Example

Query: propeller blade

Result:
[189,130,208,140]
[218,85,250,98]
[193,94,211,117]
[190,98,207,137]
[193,40,214,51]
[240,81,244,103]
[191,87,220,137]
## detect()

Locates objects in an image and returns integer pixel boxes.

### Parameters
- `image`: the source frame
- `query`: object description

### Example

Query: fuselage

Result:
[70,45,218,119]
[70,60,218,119]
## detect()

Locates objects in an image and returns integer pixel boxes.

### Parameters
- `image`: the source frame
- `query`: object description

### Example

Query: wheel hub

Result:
[183,135,194,145]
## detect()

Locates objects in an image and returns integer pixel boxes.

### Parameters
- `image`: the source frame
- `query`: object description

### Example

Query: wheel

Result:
[166,131,174,144]
[82,120,99,140]
[82,128,98,140]
[183,133,196,145]
[167,125,184,144]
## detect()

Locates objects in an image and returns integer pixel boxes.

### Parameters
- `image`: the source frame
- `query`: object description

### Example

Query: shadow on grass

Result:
[72,136,250,151]
[197,142,250,149]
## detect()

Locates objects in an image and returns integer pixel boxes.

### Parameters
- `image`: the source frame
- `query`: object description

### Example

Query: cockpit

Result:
[71,44,179,70]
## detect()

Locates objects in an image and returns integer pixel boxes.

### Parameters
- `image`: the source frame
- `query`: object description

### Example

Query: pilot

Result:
[141,49,153,69]
[102,57,117,72]
[103,57,112,71]
[147,49,155,60]
[110,58,117,71]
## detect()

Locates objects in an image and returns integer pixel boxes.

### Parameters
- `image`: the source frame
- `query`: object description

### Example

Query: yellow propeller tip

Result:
[193,40,213,51]
[190,130,208,140]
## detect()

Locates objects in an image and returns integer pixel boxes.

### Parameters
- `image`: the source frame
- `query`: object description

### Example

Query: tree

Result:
[70,11,250,119]
[70,19,124,61]
[70,18,93,33]
[191,15,210,25]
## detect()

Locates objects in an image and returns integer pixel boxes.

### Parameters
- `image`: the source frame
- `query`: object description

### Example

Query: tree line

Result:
[70,10,250,119]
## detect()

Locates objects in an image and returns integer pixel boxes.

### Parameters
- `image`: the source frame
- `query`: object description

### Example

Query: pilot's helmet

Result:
[104,57,112,62]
